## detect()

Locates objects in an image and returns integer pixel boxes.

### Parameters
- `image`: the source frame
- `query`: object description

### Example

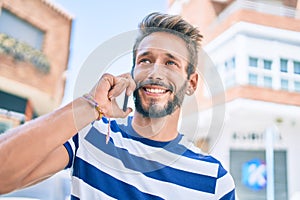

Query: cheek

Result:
[133,67,148,81]
[166,71,187,88]
[133,68,149,86]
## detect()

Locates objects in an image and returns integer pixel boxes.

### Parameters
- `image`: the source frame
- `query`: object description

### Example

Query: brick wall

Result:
[0,0,72,115]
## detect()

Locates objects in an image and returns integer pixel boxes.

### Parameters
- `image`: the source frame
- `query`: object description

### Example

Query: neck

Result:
[131,109,180,142]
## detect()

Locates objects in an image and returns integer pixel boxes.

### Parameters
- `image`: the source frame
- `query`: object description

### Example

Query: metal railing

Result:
[211,0,300,28]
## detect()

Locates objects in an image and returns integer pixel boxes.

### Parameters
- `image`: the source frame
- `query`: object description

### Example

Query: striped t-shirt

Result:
[64,117,235,199]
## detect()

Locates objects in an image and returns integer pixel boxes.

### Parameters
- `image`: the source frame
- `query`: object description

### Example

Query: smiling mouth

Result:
[144,87,167,94]
[142,85,171,95]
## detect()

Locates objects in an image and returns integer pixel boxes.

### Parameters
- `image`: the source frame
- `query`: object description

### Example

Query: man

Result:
[0,12,235,199]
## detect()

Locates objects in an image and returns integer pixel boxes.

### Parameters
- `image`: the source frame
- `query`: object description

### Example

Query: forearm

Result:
[0,97,96,188]
[0,72,135,193]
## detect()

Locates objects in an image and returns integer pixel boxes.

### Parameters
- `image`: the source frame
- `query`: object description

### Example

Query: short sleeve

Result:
[63,134,79,169]
[215,164,236,200]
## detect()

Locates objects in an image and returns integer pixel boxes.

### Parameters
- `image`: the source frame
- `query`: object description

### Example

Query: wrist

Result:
[81,93,103,121]
[80,94,111,144]
[71,97,99,131]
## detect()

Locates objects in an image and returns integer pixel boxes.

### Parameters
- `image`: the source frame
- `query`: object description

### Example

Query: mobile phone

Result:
[122,94,129,112]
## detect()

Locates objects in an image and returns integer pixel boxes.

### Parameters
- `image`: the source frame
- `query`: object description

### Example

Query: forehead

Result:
[136,32,189,60]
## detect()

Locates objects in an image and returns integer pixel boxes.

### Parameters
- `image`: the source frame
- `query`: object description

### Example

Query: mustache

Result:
[135,79,174,92]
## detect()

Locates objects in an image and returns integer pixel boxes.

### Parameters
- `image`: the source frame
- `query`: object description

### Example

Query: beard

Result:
[133,81,188,118]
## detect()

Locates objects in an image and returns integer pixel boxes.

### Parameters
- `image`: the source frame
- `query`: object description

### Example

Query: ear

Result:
[186,72,198,96]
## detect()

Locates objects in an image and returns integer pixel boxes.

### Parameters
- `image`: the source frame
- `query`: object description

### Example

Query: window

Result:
[295,81,300,92]
[0,9,44,50]
[281,79,289,91]
[280,59,288,73]
[249,57,258,67]
[231,57,236,69]
[263,60,272,70]
[225,57,236,70]
[263,76,272,88]
[294,61,300,75]
[249,73,258,85]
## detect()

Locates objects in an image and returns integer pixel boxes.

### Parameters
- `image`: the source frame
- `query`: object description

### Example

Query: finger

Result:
[108,77,132,99]
[100,74,115,92]
[125,77,136,96]
[120,107,133,118]
[91,73,114,99]
[119,73,136,96]
[105,104,132,119]
[108,81,126,99]
[117,74,136,97]
[124,107,133,116]
[103,98,123,117]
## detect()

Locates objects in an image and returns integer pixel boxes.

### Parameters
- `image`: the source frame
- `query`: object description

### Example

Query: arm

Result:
[0,98,95,194]
[0,73,135,194]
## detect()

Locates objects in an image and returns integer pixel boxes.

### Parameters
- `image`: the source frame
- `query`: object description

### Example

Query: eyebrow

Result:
[137,51,151,58]
[165,53,179,61]
[137,51,182,62]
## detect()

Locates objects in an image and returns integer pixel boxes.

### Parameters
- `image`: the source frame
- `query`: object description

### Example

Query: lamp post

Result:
[265,125,279,200]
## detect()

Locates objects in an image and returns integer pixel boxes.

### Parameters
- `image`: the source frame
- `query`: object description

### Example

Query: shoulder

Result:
[178,136,232,178]
[178,136,222,166]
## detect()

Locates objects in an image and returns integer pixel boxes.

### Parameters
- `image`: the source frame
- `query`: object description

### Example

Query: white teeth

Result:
[145,88,166,94]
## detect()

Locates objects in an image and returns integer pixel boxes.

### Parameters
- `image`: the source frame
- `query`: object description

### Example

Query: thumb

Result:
[121,107,133,118]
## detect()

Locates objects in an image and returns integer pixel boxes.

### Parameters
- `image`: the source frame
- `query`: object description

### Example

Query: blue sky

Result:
[51,1,168,104]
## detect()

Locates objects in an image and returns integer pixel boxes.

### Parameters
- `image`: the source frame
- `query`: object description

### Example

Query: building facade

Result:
[168,0,300,199]
[0,0,72,131]
[0,0,72,199]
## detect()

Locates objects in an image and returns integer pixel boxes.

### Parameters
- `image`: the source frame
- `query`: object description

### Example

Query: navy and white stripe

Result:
[64,117,235,199]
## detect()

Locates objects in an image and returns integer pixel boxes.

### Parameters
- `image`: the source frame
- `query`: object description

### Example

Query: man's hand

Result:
[89,73,136,118]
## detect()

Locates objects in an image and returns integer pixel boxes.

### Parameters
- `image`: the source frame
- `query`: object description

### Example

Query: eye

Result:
[138,58,151,65]
[166,60,178,67]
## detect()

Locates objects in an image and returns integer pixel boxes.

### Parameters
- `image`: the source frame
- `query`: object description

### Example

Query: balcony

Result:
[218,0,300,21]
[204,0,300,43]
[0,33,50,74]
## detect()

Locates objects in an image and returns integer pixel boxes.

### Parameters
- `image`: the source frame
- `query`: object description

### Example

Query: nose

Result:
[148,63,164,80]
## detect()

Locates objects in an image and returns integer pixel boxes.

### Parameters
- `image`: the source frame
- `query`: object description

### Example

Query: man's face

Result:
[132,32,190,118]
